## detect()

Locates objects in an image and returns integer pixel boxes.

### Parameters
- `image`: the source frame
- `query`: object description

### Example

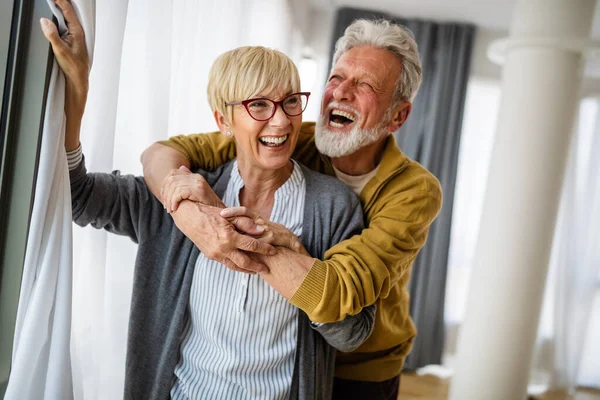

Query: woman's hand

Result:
[220,206,310,256]
[171,202,274,274]
[40,0,90,151]
[40,0,89,91]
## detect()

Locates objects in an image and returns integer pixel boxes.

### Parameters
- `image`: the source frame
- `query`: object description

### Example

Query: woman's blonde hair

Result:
[207,46,301,124]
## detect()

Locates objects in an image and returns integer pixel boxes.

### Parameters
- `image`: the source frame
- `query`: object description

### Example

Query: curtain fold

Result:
[329,7,476,369]
[5,1,95,399]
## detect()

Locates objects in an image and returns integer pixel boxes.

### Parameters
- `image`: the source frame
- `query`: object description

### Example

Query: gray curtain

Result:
[329,7,476,369]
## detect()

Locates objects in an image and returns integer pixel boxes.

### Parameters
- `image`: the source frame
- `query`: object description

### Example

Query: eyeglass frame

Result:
[225,92,311,122]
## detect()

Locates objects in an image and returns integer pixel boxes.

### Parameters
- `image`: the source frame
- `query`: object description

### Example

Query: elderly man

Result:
[143,19,442,400]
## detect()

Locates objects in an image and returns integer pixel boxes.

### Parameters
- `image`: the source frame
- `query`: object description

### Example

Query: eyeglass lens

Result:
[246,93,308,121]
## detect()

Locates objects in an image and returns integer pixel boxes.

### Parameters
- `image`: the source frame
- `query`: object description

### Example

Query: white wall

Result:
[288,1,336,121]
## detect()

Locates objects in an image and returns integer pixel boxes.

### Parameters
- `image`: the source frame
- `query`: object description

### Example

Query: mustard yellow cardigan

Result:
[160,122,442,382]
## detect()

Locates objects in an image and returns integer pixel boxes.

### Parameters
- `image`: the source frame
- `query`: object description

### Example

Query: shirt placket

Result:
[237,274,250,313]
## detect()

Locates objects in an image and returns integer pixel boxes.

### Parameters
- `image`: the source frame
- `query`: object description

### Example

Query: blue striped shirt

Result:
[171,160,305,400]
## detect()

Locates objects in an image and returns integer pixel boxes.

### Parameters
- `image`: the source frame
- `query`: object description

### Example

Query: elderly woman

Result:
[42,2,374,400]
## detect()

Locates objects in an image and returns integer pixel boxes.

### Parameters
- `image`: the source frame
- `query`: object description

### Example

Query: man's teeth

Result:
[330,121,345,128]
[259,134,288,146]
[331,110,355,122]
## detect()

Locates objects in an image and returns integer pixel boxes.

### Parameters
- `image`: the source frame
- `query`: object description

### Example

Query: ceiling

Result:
[308,0,600,38]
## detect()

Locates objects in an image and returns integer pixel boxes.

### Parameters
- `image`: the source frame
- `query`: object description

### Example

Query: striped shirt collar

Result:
[229,159,303,201]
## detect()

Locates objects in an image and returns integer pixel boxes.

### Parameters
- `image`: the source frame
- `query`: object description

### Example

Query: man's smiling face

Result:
[315,46,403,158]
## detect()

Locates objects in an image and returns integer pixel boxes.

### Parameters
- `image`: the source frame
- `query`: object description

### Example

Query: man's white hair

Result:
[332,19,422,103]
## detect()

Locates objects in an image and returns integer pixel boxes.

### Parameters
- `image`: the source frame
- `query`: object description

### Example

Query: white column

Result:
[450,1,598,399]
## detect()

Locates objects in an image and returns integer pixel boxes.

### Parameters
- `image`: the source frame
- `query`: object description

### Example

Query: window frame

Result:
[0,0,54,395]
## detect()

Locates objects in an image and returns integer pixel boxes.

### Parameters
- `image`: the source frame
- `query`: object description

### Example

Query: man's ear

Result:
[214,111,230,135]
[388,102,412,133]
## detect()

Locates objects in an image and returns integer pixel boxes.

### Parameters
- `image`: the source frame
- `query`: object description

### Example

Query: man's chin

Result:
[316,119,366,158]
[315,131,354,158]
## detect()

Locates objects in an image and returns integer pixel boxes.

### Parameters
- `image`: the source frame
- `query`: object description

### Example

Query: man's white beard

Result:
[315,107,392,158]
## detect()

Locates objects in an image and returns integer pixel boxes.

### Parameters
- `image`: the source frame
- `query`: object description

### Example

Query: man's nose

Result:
[333,80,355,102]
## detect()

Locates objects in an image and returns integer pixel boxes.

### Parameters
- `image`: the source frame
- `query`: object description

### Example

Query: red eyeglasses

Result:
[226,92,310,121]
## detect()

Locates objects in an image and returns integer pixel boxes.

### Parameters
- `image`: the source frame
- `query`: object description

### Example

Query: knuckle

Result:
[237,258,249,269]
[246,240,259,252]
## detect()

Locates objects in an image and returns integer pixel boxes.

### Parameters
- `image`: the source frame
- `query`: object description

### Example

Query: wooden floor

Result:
[398,373,600,400]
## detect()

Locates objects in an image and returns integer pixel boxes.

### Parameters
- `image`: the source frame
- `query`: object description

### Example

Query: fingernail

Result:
[255,225,265,233]
[40,18,50,29]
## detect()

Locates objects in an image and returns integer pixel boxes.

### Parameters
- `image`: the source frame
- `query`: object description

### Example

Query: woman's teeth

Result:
[259,134,288,147]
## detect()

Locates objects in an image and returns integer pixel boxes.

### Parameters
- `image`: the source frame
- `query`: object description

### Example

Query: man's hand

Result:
[171,201,276,273]
[220,206,309,256]
[253,249,314,299]
[160,167,265,235]
[161,166,224,212]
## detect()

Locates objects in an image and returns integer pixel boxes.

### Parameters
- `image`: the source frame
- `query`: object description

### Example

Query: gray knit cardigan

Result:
[70,159,375,400]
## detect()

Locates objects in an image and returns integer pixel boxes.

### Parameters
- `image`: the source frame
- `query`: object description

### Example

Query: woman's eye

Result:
[249,101,269,109]
[284,97,299,106]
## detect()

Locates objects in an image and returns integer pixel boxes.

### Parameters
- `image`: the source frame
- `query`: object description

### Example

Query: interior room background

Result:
[2,0,598,398]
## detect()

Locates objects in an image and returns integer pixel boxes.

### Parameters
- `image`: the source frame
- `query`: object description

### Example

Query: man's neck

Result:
[331,136,388,176]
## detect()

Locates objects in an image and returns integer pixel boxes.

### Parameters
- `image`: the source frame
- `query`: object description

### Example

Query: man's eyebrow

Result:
[356,68,380,83]
[331,66,380,84]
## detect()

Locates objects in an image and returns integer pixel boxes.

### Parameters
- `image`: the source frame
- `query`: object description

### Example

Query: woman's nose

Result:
[269,104,291,126]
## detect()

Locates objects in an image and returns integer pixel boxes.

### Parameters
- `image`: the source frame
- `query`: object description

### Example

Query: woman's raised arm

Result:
[40,0,89,151]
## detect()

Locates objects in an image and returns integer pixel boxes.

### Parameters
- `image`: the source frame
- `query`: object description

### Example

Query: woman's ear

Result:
[214,111,230,135]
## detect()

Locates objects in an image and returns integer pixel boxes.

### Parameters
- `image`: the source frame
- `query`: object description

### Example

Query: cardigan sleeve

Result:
[300,171,376,351]
[312,304,376,352]
[70,156,166,244]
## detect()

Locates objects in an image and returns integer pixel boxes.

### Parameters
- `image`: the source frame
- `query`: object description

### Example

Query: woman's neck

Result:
[236,159,294,221]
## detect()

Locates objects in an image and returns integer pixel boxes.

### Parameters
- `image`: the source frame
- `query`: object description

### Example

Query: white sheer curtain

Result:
[552,97,600,389]
[5,1,95,399]
[444,79,600,391]
[69,1,303,398]
[442,78,501,367]
[530,97,600,391]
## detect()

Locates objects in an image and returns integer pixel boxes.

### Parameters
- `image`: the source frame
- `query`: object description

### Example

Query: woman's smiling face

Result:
[227,87,303,173]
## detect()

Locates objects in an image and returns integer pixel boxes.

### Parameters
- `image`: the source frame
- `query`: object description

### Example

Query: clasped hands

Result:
[161,166,308,274]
